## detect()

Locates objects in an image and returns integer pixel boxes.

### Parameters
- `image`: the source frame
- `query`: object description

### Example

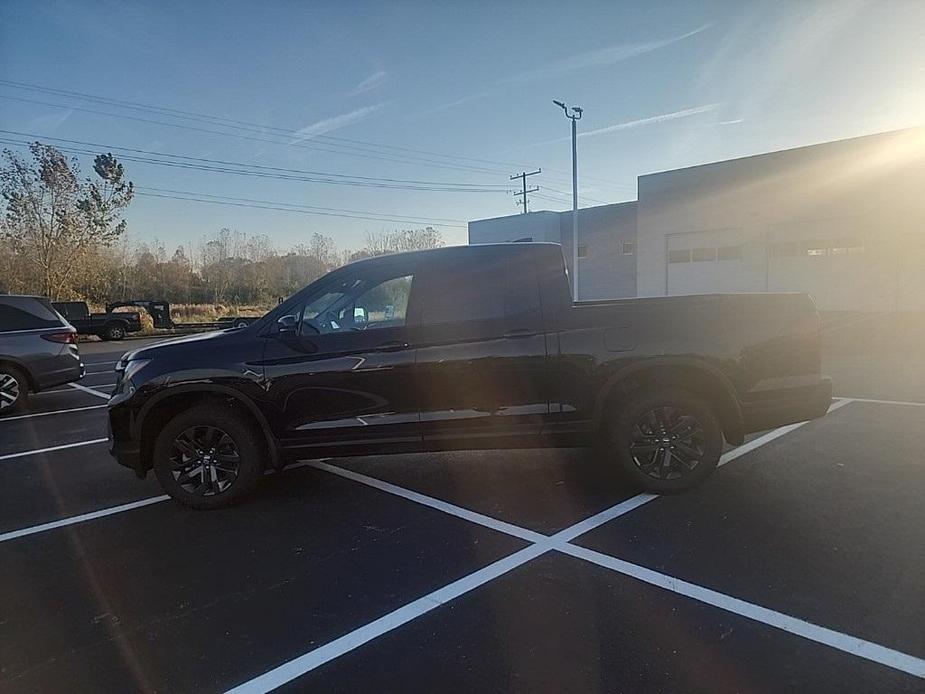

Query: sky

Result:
[1,0,924,254]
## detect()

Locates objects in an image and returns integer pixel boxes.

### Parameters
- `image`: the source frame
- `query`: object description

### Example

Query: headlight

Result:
[114,359,151,395]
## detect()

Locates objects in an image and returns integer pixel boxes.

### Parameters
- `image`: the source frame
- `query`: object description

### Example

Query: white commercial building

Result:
[469,128,925,311]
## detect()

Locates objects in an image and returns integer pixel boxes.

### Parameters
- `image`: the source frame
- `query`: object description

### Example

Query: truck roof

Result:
[341,242,562,270]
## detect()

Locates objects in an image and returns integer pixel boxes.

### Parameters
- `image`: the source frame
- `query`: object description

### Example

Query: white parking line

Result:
[0,496,169,543]
[69,383,112,399]
[838,396,925,408]
[0,438,107,462]
[37,383,115,396]
[224,544,550,694]
[557,543,925,679]
[0,404,107,423]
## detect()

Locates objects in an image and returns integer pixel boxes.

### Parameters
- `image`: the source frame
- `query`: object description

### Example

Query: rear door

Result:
[415,246,550,449]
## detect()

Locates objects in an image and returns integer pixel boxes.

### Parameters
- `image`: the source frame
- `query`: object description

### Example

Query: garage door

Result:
[666,229,765,295]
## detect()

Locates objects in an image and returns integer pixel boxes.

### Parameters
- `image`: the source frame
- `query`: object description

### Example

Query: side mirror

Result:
[277,314,298,333]
[353,306,368,327]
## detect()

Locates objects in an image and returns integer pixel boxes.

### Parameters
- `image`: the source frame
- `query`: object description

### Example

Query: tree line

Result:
[1,142,444,306]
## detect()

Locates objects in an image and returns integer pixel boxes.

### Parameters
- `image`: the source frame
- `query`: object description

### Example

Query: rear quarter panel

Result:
[551,293,822,427]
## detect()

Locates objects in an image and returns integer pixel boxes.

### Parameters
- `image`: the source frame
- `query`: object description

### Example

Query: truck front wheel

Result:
[152,405,266,509]
[604,388,723,494]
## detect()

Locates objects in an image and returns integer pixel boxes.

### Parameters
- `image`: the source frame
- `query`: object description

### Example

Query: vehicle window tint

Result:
[350,275,412,329]
[421,250,540,327]
[298,271,414,335]
[0,300,62,332]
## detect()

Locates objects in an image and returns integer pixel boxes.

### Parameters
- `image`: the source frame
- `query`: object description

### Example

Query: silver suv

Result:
[0,295,84,415]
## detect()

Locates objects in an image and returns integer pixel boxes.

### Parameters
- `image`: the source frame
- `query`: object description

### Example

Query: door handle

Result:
[375,340,410,352]
[502,329,539,339]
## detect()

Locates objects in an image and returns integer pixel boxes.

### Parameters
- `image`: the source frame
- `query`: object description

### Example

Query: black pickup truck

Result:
[53,301,142,341]
[108,243,832,509]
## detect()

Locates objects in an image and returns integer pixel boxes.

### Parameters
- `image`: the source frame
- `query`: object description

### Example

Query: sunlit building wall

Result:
[469,128,925,311]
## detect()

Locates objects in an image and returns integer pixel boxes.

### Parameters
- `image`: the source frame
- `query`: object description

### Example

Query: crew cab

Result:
[53,301,142,341]
[108,243,832,509]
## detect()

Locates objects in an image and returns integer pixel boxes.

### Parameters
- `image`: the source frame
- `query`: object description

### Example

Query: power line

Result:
[0,78,635,191]
[0,136,510,193]
[137,186,467,224]
[0,129,511,190]
[133,190,466,228]
[0,94,516,177]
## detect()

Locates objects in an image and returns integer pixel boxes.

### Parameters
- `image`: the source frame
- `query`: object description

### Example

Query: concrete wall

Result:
[636,128,925,310]
[468,211,561,245]
[559,202,637,300]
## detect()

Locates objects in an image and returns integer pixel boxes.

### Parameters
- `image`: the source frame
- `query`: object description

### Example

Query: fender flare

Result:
[593,356,745,444]
[135,383,281,468]
[0,356,37,392]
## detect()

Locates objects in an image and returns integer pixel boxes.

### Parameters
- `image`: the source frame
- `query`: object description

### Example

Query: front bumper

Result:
[108,404,145,478]
[741,376,833,433]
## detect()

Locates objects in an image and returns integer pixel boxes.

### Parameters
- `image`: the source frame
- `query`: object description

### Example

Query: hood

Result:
[123,329,235,361]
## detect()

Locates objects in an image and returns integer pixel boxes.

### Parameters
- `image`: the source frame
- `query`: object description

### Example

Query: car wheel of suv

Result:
[152,405,266,509]
[105,324,125,340]
[0,366,28,415]
[604,387,723,494]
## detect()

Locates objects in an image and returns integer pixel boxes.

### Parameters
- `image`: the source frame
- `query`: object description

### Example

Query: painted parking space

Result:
[286,551,924,694]
[0,442,160,533]
[0,468,526,693]
[574,401,925,659]
[0,406,109,455]
[337,447,641,534]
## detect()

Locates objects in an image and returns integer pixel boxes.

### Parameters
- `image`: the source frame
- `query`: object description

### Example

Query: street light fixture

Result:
[554,100,582,300]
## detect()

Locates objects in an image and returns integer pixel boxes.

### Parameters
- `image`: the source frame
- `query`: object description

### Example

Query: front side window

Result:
[297,271,414,335]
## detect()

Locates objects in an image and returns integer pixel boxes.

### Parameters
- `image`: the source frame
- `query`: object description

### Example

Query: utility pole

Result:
[510,169,541,214]
[553,100,583,300]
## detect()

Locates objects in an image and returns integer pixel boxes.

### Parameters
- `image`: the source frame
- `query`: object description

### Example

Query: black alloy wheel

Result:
[629,406,706,481]
[169,425,241,496]
[152,404,266,509]
[606,387,723,494]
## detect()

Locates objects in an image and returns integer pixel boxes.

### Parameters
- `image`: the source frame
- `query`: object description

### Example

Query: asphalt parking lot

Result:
[1,338,924,693]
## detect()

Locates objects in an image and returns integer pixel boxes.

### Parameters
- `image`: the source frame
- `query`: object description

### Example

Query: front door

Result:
[415,245,550,449]
[262,261,421,458]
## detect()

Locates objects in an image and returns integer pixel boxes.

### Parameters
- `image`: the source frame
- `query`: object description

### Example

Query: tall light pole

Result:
[553,100,582,300]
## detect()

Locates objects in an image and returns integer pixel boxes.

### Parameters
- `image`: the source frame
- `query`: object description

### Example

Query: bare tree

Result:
[0,143,133,298]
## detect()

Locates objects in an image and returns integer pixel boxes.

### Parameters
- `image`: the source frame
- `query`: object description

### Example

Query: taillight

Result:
[42,331,77,344]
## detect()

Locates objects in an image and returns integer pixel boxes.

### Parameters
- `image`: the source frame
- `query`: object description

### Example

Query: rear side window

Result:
[0,299,63,332]
[420,249,541,327]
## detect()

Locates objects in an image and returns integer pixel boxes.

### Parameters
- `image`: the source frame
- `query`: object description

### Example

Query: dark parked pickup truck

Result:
[108,243,832,509]
[53,301,142,340]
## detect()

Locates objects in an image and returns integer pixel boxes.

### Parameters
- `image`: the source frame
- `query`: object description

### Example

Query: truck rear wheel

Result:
[152,405,266,509]
[604,387,723,494]
[104,324,125,340]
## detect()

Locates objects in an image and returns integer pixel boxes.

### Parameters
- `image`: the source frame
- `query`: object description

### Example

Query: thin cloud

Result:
[291,103,386,143]
[532,103,721,146]
[507,23,713,83]
[418,92,490,117]
[350,70,387,96]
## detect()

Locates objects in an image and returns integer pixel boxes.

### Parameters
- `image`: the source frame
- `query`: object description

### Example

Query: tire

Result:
[0,365,28,416]
[603,387,723,494]
[234,320,248,329]
[105,324,125,340]
[152,404,266,509]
